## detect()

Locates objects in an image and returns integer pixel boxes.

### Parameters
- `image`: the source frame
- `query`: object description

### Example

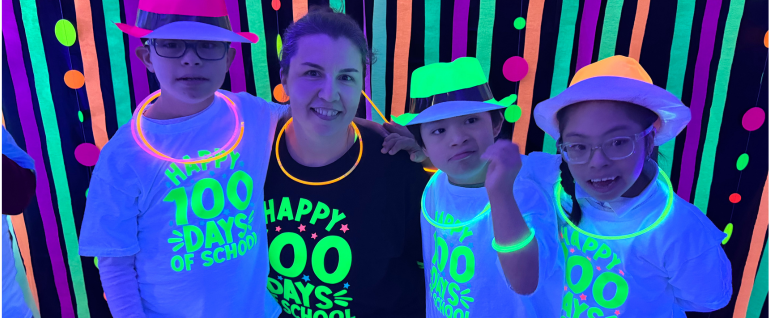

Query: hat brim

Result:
[534,76,691,146]
[393,100,509,126]
[115,21,258,43]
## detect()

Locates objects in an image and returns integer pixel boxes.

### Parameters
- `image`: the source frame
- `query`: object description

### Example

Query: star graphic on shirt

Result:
[570,248,575,253]
[560,232,563,239]
[619,270,625,276]
[311,233,318,239]
[564,286,568,291]
[343,282,350,289]
[298,224,306,232]
[579,294,587,301]
[596,266,601,271]
[587,256,592,261]
[340,224,349,233]
[278,276,283,280]
[302,275,310,282]
[275,226,282,232]
[615,310,621,315]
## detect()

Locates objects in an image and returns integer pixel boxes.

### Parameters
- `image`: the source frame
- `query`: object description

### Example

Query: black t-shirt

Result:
[266,123,429,318]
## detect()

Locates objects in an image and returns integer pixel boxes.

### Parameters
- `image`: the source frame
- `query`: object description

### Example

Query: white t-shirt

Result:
[78,91,287,317]
[420,156,563,318]
[515,152,732,317]
[2,127,34,318]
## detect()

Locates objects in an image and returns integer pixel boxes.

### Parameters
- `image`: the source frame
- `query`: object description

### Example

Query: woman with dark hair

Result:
[263,7,428,318]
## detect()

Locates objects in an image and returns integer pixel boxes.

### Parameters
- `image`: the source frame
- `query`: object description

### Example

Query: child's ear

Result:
[492,111,504,138]
[135,46,155,73]
[280,69,289,96]
[225,47,237,69]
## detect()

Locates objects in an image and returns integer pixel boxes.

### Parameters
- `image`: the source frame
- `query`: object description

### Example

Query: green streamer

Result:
[476,0,496,79]
[246,0,272,100]
[372,0,387,124]
[746,239,769,318]
[330,0,345,13]
[660,0,696,177]
[693,0,745,214]
[424,0,441,66]
[103,0,132,126]
[542,0,579,154]
[8,217,41,318]
[597,0,624,60]
[18,0,90,316]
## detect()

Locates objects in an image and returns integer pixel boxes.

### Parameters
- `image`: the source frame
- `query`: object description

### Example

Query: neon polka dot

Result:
[64,70,85,89]
[729,193,741,204]
[502,56,528,82]
[273,84,290,103]
[74,143,100,166]
[742,107,765,131]
[272,0,281,10]
[514,17,526,30]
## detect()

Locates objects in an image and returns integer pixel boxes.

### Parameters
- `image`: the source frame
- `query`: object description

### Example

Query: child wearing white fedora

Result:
[394,57,563,317]
[521,55,732,316]
[77,1,283,317]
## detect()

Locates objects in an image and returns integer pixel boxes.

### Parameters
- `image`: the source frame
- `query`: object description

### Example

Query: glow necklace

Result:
[556,166,674,240]
[131,90,244,164]
[275,118,363,186]
[421,170,491,229]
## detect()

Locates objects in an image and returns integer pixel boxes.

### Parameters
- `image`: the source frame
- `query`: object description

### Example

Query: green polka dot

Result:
[55,19,77,47]
[504,105,522,123]
[514,17,526,30]
[94,257,98,269]
[85,188,89,197]
[737,153,749,171]
[78,111,84,122]
[277,35,283,60]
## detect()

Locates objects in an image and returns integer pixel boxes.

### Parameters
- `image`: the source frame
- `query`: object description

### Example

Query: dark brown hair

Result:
[279,6,374,78]
[556,102,658,225]
[407,110,504,149]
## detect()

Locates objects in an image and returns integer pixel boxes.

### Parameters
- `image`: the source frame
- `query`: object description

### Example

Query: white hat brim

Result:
[534,76,691,146]
[400,100,508,126]
[144,21,254,43]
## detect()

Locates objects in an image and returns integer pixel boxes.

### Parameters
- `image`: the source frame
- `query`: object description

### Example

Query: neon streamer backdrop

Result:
[0,1,766,317]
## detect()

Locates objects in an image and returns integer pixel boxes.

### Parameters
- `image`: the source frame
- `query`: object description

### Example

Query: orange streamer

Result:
[292,0,308,22]
[733,176,769,317]
[10,215,39,309]
[511,0,545,154]
[74,0,108,149]
[391,0,413,118]
[628,0,650,61]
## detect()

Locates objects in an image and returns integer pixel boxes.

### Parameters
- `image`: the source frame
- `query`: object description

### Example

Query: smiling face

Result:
[559,101,654,201]
[281,34,363,137]
[137,39,235,104]
[420,111,503,185]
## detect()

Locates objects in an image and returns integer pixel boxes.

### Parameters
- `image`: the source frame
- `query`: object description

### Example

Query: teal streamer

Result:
[424,0,440,66]
[542,0,579,154]
[246,0,272,100]
[476,0,496,78]
[102,0,132,126]
[372,0,387,124]
[597,0,624,59]
[18,0,90,316]
[330,0,345,13]
[7,217,41,318]
[693,0,746,213]
[660,0,696,177]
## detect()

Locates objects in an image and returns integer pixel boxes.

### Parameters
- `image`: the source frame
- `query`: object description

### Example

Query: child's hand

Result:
[382,133,427,162]
[480,140,522,195]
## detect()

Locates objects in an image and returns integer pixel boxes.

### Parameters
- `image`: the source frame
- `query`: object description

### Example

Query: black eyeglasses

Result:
[148,39,229,60]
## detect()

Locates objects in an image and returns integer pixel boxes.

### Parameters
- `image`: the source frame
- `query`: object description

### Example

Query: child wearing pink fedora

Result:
[516,56,732,316]
[78,1,286,316]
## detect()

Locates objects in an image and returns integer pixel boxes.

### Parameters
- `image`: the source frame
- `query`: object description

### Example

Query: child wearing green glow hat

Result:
[393,57,563,317]
[524,56,731,316]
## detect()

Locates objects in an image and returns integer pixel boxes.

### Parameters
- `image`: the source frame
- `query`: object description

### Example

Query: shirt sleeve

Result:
[98,256,146,317]
[669,245,732,311]
[404,162,430,266]
[79,174,141,257]
[512,153,563,296]
[2,127,35,170]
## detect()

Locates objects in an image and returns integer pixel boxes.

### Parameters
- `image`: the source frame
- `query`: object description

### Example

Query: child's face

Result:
[420,112,502,185]
[561,101,650,201]
[281,34,363,137]
[137,39,236,104]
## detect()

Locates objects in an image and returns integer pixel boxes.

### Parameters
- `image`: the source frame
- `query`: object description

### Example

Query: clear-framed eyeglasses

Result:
[558,125,656,165]
[148,39,230,61]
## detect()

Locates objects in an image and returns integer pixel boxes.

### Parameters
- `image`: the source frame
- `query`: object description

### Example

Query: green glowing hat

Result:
[392,57,516,126]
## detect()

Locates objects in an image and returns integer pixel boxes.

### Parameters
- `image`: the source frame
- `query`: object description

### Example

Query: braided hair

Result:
[556,102,659,225]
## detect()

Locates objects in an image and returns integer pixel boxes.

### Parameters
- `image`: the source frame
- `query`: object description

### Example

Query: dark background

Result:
[2,0,767,317]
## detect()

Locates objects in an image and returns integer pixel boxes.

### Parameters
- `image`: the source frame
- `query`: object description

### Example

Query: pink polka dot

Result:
[74,143,100,166]
[502,56,529,82]
[742,107,766,131]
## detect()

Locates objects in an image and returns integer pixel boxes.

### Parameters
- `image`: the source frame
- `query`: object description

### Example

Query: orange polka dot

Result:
[273,84,290,103]
[64,70,85,89]
[765,31,768,48]
[729,193,741,204]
